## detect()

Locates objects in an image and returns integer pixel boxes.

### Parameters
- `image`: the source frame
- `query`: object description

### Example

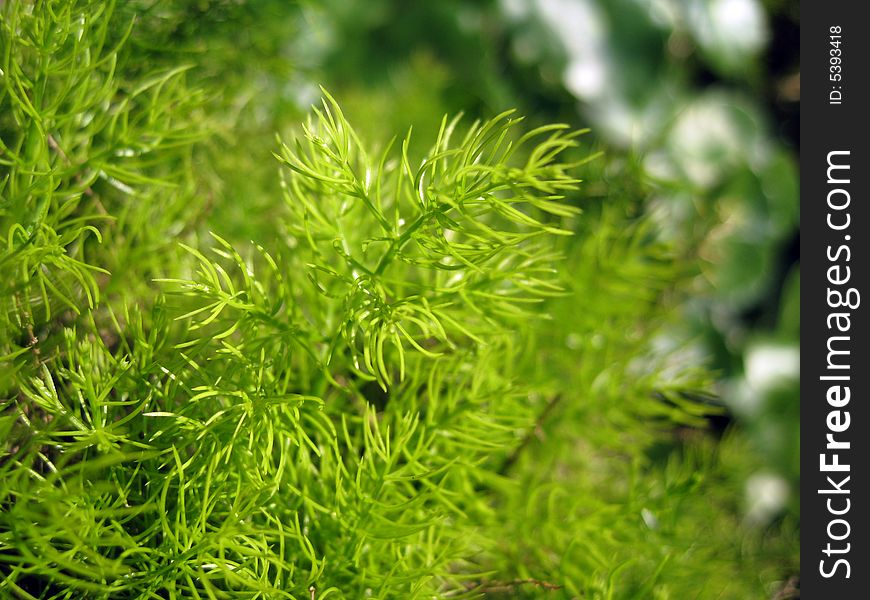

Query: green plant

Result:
[1,2,797,599]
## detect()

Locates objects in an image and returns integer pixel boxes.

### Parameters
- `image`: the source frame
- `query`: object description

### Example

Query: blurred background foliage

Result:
[126,0,800,593]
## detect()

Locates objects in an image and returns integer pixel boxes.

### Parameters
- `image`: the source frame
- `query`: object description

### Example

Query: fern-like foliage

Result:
[1,0,205,366]
[145,92,589,596]
[1,3,775,600]
[276,92,584,387]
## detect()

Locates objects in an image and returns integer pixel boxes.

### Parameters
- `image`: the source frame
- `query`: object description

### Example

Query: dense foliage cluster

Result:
[2,2,797,598]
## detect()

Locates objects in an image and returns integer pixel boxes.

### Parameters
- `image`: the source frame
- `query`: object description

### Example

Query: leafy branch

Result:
[273,90,588,388]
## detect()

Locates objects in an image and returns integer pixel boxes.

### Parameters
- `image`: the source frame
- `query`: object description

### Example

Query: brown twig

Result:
[771,576,799,600]
[499,393,562,475]
[471,578,563,594]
